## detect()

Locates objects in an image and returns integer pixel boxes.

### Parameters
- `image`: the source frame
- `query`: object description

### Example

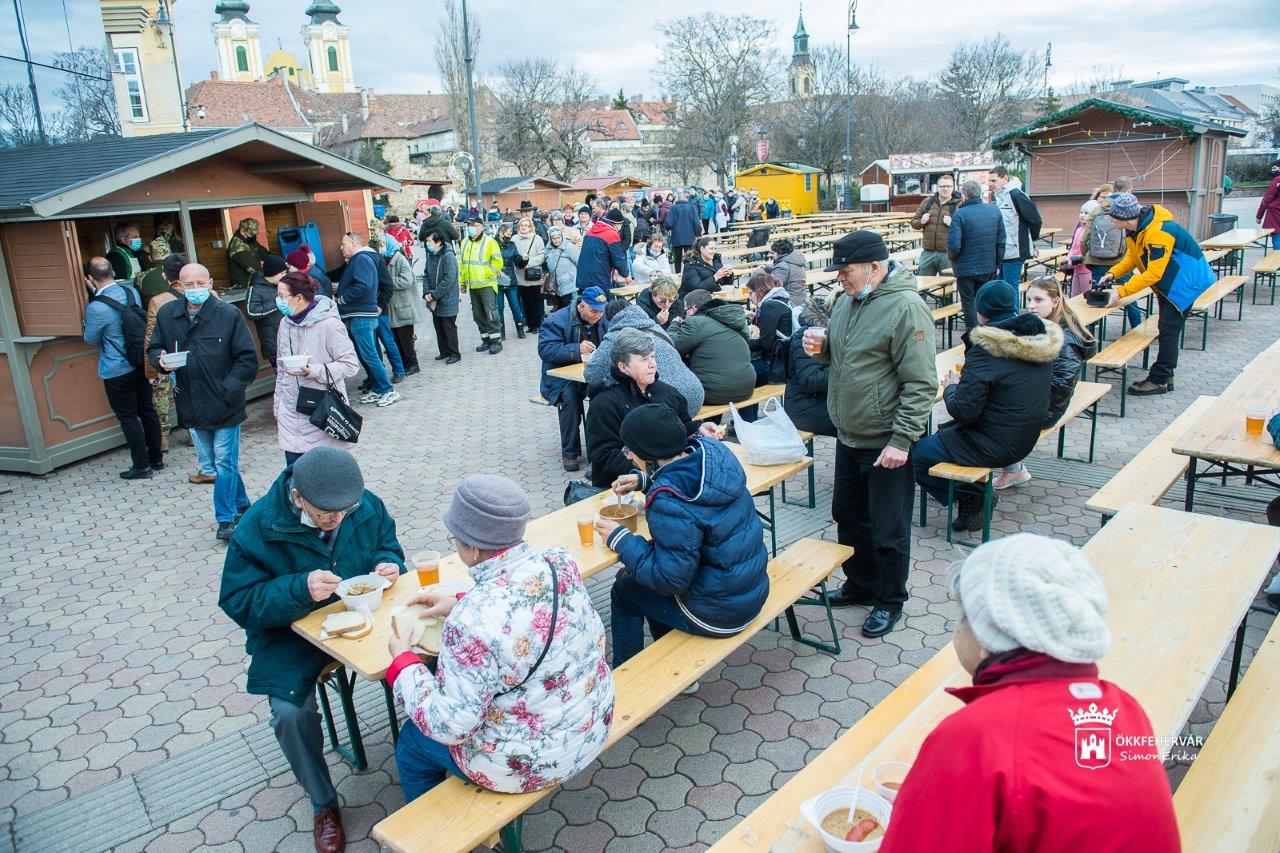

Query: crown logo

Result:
[1068,703,1117,727]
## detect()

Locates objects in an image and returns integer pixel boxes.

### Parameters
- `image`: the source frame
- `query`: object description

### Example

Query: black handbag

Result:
[308,365,362,443]
[295,386,325,415]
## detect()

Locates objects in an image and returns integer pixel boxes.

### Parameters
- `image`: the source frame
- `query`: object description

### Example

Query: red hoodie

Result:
[880,652,1179,853]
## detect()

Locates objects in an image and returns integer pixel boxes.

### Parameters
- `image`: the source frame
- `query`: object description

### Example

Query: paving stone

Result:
[520,806,567,851]
[547,784,609,827]
[646,804,703,848]
[637,774,692,811]
[723,757,780,796]
[588,764,647,801]
[757,736,812,773]
[596,795,654,838]
[674,751,730,787]
[665,722,716,756]
[553,820,611,853]
[628,743,683,779]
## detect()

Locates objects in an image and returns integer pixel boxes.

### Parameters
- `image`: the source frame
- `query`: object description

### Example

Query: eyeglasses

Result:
[311,500,361,520]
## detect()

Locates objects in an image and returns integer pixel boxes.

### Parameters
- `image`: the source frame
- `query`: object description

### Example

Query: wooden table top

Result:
[1067,289,1149,328]
[1172,337,1280,468]
[293,443,812,680]
[547,361,585,383]
[1200,228,1274,250]
[610,284,646,299]
[710,503,1280,852]
[1039,226,1062,240]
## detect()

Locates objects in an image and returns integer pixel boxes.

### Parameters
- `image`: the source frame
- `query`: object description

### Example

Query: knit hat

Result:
[975,279,1018,323]
[443,474,531,551]
[620,404,689,462]
[291,447,365,511]
[1080,199,1099,215]
[262,254,288,277]
[952,533,1111,663]
[580,286,608,311]
[286,249,311,270]
[1107,192,1141,220]
[604,208,626,224]
[824,230,889,271]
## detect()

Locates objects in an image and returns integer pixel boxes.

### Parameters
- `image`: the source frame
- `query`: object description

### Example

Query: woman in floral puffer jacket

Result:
[386,475,614,801]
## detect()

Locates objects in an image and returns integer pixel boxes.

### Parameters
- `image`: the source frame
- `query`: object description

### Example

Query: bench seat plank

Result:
[696,384,786,420]
[1088,317,1159,369]
[1190,275,1247,312]
[371,538,852,853]
[1251,252,1280,274]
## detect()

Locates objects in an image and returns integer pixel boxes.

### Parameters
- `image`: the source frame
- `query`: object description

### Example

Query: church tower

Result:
[302,1,355,93]
[212,1,264,82]
[788,7,815,98]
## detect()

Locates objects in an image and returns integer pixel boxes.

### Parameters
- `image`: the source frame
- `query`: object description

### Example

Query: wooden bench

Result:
[920,382,1111,545]
[1182,275,1247,350]
[931,302,961,348]
[370,538,853,853]
[1085,396,1217,523]
[696,383,785,420]
[1251,251,1280,305]
[1174,616,1280,850]
[1087,317,1158,417]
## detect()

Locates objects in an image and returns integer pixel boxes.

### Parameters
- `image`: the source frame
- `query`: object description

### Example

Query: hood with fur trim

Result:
[969,312,1062,364]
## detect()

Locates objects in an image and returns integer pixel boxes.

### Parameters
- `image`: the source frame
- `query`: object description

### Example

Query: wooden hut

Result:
[991,98,1246,240]
[0,123,396,474]
[734,163,821,216]
[560,176,653,207]
[478,177,571,215]
[859,152,995,213]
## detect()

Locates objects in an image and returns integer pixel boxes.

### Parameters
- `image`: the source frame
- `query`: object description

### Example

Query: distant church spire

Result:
[788,6,814,98]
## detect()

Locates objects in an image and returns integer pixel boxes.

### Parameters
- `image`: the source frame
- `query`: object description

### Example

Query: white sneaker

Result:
[359,390,380,404]
[377,390,401,407]
[993,468,1032,490]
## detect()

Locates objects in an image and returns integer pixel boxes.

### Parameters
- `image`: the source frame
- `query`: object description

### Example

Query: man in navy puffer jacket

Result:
[947,180,1006,334]
[595,404,769,665]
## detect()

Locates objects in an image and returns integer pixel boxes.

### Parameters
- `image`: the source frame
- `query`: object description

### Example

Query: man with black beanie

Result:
[803,231,937,638]
[247,253,288,365]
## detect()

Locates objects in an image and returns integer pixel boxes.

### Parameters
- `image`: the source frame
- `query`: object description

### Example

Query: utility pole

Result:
[842,2,860,211]
[13,0,45,144]
[462,0,482,211]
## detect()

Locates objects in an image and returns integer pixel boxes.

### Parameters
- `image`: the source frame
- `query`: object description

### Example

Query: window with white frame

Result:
[113,48,148,122]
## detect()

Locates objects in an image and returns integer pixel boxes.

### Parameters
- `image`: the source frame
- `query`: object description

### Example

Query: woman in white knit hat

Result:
[880,534,1178,852]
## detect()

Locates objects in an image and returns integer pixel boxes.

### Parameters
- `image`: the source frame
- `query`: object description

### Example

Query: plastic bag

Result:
[730,397,807,465]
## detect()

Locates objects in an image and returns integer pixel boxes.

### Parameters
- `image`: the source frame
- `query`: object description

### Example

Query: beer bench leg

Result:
[786,579,841,655]
[498,816,523,852]
[755,488,778,556]
[382,681,399,743]
[317,666,367,771]
[782,438,817,509]
[1227,618,1247,699]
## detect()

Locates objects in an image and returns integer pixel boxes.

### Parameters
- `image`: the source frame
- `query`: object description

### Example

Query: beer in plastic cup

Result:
[1245,403,1268,436]
[803,327,826,357]
[412,550,440,587]
[577,515,594,546]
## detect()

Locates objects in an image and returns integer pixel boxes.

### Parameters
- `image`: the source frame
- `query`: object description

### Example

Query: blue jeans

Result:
[610,570,728,666]
[1088,265,1142,330]
[348,316,392,394]
[496,285,524,329]
[396,720,464,803]
[193,429,216,476]
[1000,259,1024,286]
[912,431,957,506]
[1271,233,1280,250]
[190,426,250,522]
[377,314,406,377]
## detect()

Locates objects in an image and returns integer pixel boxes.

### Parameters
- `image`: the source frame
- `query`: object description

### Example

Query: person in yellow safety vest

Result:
[459,215,505,355]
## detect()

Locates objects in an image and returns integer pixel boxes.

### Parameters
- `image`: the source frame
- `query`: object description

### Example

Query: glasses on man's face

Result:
[311,500,361,520]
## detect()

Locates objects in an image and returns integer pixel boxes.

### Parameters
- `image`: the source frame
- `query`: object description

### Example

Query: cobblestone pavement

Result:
[2,244,1277,851]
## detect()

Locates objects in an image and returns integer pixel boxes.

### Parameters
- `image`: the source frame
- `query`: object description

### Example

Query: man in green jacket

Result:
[670,289,757,405]
[226,217,268,290]
[804,231,937,638]
[218,447,405,853]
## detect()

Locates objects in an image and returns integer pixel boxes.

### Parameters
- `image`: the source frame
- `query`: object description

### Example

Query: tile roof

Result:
[579,108,640,141]
[187,77,311,129]
[628,100,672,125]
[479,176,571,193]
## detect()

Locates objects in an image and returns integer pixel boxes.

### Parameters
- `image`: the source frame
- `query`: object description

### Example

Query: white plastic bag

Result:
[730,397,807,465]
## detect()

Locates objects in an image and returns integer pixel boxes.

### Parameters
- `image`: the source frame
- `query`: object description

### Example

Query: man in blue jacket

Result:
[336,231,397,407]
[665,192,702,273]
[595,404,769,666]
[537,287,609,471]
[947,180,1007,332]
[578,208,632,295]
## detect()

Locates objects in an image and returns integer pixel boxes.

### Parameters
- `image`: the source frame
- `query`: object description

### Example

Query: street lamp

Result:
[842,1,860,211]
[151,0,190,132]
[728,134,739,190]
[462,0,483,212]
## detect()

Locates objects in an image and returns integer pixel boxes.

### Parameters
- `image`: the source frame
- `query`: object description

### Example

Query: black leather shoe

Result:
[120,467,153,480]
[434,354,448,361]
[445,355,461,364]
[827,590,876,608]
[516,324,527,339]
[216,521,235,541]
[475,343,490,352]
[488,342,503,355]
[862,608,900,638]
[404,365,421,376]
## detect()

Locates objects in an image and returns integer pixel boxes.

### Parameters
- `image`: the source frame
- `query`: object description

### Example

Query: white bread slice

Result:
[323,611,368,637]
[342,616,373,640]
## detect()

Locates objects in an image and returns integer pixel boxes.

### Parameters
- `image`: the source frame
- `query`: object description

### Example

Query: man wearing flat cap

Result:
[219,447,405,853]
[803,231,937,638]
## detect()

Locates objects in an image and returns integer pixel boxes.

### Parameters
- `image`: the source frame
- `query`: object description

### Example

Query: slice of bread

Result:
[323,611,369,637]
[342,616,373,640]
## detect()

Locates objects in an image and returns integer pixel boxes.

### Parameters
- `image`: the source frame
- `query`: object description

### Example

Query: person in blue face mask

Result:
[148,263,260,541]
[108,223,146,281]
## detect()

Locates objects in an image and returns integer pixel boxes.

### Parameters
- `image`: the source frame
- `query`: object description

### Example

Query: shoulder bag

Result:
[514,559,559,689]
[308,364,362,443]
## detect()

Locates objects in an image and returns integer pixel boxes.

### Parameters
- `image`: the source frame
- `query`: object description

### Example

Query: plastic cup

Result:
[412,550,440,587]
[162,350,189,369]
[1245,403,1268,436]
[577,515,594,546]
[804,327,827,357]
[873,762,910,803]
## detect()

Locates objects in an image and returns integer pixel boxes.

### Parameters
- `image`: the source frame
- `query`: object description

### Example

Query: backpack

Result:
[1088,212,1127,260]
[92,287,147,369]
[765,297,802,384]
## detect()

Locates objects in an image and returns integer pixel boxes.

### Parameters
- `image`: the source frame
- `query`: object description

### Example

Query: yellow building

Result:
[263,46,313,89]
[101,0,187,136]
[735,162,822,216]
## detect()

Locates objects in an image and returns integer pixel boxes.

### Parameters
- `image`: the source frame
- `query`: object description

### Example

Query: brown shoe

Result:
[188,472,216,484]
[313,807,345,853]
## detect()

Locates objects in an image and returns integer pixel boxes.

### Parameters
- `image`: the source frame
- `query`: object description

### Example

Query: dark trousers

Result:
[103,369,163,470]
[955,273,992,333]
[431,313,460,358]
[672,245,689,273]
[253,314,279,366]
[391,324,419,370]
[556,382,586,460]
[269,694,338,813]
[610,570,726,666]
[832,441,914,612]
[912,432,957,506]
[1148,297,1185,385]
[518,285,545,331]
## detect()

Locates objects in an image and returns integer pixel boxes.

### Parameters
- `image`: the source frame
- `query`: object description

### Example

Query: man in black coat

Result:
[911,280,1060,532]
[416,205,460,245]
[148,263,260,541]
[947,180,1006,333]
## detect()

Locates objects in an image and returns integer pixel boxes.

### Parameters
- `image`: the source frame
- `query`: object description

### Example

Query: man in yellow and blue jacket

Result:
[458,214,505,354]
[1099,193,1213,395]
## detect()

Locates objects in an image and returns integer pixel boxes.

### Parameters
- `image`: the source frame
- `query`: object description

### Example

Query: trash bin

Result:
[1209,213,1237,237]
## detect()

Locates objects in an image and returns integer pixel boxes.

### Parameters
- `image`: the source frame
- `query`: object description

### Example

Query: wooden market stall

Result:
[859,151,995,214]
[991,98,1246,240]
[478,176,571,215]
[559,175,652,207]
[735,163,822,216]
[0,123,396,474]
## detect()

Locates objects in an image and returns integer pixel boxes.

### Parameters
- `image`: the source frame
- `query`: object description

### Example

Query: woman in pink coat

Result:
[273,271,360,465]
[1256,161,1280,250]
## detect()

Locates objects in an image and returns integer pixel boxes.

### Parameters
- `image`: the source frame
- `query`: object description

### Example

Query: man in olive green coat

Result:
[805,231,936,638]
[219,448,404,851]
[226,217,268,290]
[669,289,757,405]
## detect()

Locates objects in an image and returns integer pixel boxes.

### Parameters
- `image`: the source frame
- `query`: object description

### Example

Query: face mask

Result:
[427,243,441,254]
[275,296,294,317]
[853,286,871,301]
[184,287,210,305]
[129,237,142,251]
[468,227,482,239]
[648,247,662,257]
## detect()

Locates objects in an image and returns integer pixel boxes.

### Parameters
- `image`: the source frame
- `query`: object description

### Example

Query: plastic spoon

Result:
[847,763,865,824]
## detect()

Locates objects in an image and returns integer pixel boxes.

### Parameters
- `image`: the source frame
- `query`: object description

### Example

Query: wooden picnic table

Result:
[1200,227,1274,251]
[1038,226,1062,245]
[547,361,771,420]
[710,503,1280,852]
[1067,288,1149,330]
[292,444,813,681]
[609,283,646,300]
[1173,336,1280,513]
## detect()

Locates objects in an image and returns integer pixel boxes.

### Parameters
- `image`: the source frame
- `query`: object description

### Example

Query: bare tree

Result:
[434,0,491,171]
[852,68,939,160]
[770,45,850,197]
[938,35,1042,150]
[493,58,603,182]
[52,47,120,141]
[655,13,781,189]
[0,84,44,149]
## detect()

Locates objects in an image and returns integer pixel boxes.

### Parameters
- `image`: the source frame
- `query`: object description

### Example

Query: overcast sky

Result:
[174,0,1278,97]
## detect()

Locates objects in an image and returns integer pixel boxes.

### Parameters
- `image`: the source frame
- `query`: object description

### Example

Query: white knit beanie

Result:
[952,533,1111,663]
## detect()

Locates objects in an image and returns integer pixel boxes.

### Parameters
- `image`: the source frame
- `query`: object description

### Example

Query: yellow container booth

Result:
[734,162,822,217]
